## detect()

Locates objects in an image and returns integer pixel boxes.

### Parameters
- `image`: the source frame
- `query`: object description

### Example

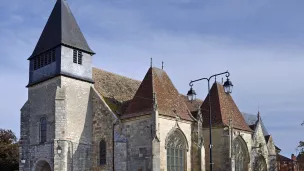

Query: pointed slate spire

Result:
[29,0,94,59]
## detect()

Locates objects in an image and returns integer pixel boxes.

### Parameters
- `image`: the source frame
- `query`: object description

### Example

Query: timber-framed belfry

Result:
[20,0,278,171]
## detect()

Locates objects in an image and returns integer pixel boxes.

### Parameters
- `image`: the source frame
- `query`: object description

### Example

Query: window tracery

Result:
[234,136,249,171]
[166,129,187,171]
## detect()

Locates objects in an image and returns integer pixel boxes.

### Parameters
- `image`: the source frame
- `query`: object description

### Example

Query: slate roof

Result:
[200,82,252,132]
[264,135,271,143]
[29,0,94,59]
[242,112,269,135]
[122,67,193,121]
[275,145,281,152]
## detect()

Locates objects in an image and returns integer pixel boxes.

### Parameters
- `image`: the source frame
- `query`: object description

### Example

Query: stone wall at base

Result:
[121,115,153,171]
[114,142,127,171]
[91,88,117,171]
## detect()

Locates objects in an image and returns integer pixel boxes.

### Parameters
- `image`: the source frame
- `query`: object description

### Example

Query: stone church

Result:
[19,0,278,170]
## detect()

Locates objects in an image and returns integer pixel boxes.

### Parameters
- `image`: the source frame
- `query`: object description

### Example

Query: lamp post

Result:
[187,71,233,171]
[56,140,74,171]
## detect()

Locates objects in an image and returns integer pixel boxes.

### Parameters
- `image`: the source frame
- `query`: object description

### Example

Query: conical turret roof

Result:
[29,0,94,59]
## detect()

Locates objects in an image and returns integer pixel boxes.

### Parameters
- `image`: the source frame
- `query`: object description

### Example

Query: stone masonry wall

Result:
[203,127,254,171]
[114,142,127,171]
[191,121,205,171]
[20,77,61,171]
[91,88,117,171]
[20,76,95,171]
[20,101,30,171]
[121,115,153,171]
[251,122,270,171]
[53,76,93,171]
[203,128,229,171]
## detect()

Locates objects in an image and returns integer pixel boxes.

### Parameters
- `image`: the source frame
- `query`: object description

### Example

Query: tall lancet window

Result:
[40,117,47,143]
[166,129,187,171]
[99,140,106,165]
[234,136,249,171]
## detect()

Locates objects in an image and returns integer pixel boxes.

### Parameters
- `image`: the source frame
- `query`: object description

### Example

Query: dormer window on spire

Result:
[73,49,83,65]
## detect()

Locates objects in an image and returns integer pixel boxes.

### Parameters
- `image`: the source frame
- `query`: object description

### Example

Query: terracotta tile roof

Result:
[122,67,193,121]
[200,82,252,132]
[93,68,141,114]
[297,154,304,161]
[180,94,203,112]
[278,154,293,162]
[93,68,199,117]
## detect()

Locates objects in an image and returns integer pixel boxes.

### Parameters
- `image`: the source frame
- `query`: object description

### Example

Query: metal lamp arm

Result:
[189,77,208,86]
[189,71,230,86]
[209,71,230,80]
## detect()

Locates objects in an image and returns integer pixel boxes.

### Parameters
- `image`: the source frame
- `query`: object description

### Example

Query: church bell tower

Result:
[20,1,94,171]
[27,0,95,86]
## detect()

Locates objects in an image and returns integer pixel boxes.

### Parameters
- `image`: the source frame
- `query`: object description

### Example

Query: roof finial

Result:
[162,61,164,70]
[150,58,153,67]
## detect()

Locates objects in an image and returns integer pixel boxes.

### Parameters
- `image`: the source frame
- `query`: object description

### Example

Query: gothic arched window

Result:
[166,129,188,171]
[234,136,249,171]
[40,117,47,143]
[99,140,106,165]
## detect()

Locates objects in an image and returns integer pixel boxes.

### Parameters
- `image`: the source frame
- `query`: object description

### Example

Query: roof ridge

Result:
[93,67,141,83]
[215,83,225,126]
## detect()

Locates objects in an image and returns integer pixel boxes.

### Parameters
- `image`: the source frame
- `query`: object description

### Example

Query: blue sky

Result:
[0,0,303,157]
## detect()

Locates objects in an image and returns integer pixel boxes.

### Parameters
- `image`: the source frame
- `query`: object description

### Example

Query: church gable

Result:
[91,87,118,170]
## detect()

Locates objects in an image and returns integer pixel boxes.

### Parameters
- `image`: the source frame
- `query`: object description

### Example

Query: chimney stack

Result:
[291,154,297,161]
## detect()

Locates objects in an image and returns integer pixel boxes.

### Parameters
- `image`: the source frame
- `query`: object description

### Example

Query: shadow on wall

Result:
[63,89,93,171]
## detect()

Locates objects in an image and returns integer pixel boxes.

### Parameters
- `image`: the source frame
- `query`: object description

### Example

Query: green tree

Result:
[299,121,304,154]
[0,129,19,171]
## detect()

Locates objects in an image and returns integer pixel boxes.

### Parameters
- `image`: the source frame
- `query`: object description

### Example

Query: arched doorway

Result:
[166,128,188,171]
[34,160,52,171]
[233,136,250,171]
[253,155,267,171]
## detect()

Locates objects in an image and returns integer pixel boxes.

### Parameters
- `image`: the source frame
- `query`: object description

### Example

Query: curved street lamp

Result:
[187,71,233,171]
